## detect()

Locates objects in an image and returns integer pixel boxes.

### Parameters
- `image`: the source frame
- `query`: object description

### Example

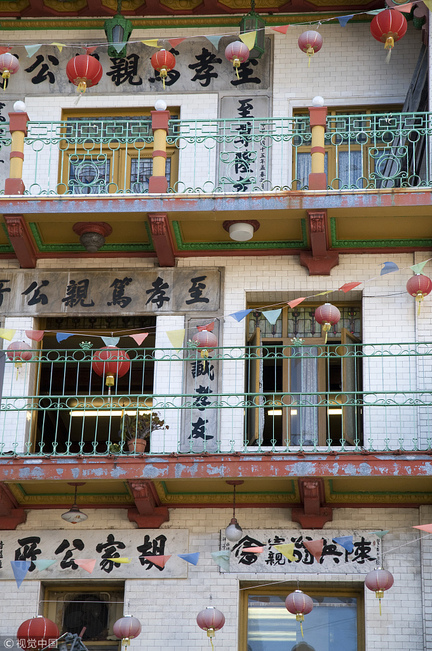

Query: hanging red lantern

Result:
[17,616,59,650]
[92,346,131,388]
[151,50,176,89]
[298,31,323,67]
[113,616,142,647]
[365,567,394,615]
[197,606,225,646]
[192,323,218,359]
[7,341,33,376]
[0,53,19,90]
[314,303,341,343]
[370,9,407,62]
[224,41,249,79]
[406,274,432,314]
[66,54,103,95]
[285,590,314,638]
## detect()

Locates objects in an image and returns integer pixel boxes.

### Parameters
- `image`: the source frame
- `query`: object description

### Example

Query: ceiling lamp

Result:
[223,220,260,242]
[104,0,133,59]
[61,482,88,524]
[225,480,244,543]
[240,0,265,59]
[73,222,112,253]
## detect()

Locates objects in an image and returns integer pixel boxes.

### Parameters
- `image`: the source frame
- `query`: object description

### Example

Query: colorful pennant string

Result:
[166,329,185,349]
[337,15,354,26]
[178,552,200,565]
[339,282,362,293]
[211,550,231,572]
[11,560,31,588]
[380,261,399,275]
[413,523,432,533]
[333,536,354,553]
[303,539,324,562]
[273,543,296,561]
[75,559,97,573]
[33,559,56,571]
[142,555,172,568]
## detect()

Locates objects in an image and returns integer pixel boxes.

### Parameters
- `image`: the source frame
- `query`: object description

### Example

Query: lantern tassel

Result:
[323,322,331,344]
[379,597,382,616]
[306,46,314,68]
[416,293,424,315]
[1,70,9,90]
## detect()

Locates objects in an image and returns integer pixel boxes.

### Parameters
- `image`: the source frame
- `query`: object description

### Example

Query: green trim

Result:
[29,222,155,253]
[0,222,14,253]
[172,219,308,251]
[330,217,432,249]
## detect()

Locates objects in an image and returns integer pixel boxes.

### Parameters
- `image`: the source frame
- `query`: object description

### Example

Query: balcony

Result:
[1,342,431,457]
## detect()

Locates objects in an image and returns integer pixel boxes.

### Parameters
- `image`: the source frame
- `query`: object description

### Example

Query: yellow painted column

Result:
[5,110,29,195]
[149,109,170,193]
[308,105,328,191]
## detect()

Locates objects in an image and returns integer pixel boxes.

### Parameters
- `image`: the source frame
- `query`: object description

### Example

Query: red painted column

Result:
[5,111,29,195]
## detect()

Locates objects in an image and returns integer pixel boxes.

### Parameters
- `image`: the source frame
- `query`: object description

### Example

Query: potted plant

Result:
[120,412,168,453]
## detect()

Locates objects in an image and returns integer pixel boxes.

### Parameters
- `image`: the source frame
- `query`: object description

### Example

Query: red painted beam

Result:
[4,214,37,268]
[148,212,175,267]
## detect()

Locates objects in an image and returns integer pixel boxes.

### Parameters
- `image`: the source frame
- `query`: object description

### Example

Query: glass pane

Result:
[288,306,361,339]
[338,150,363,188]
[247,594,358,651]
[130,158,171,193]
[290,346,319,446]
[69,159,110,194]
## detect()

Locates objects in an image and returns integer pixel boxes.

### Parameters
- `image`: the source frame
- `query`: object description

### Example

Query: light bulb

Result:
[225,517,243,542]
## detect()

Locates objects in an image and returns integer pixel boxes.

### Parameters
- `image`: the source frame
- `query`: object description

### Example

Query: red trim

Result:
[151,109,170,131]
[8,112,28,136]
[308,106,328,128]
[311,146,325,155]
[10,150,24,160]
[152,150,167,159]
[4,214,37,267]
[148,212,175,266]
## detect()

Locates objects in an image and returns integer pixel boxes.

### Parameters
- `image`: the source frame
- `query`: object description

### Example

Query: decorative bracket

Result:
[299,209,339,275]
[148,212,175,267]
[127,480,169,528]
[4,214,37,268]
[291,478,332,528]
[0,483,27,529]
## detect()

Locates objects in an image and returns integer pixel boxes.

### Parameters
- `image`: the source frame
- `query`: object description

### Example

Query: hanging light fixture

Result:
[61,482,88,524]
[225,480,244,542]
[239,0,266,59]
[104,0,133,59]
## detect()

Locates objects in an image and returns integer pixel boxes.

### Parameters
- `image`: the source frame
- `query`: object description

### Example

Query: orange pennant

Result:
[130,333,149,345]
[85,46,98,54]
[75,559,97,573]
[142,555,172,568]
[287,297,306,309]
[271,26,289,34]
[242,547,265,553]
[339,282,362,293]
[169,38,185,48]
[25,330,45,342]
[0,47,12,54]
[413,524,432,533]
[197,322,214,332]
[303,539,324,562]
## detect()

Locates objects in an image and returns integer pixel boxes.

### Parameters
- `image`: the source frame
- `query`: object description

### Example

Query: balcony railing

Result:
[0,342,431,456]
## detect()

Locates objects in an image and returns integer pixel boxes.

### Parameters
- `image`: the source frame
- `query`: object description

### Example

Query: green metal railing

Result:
[0,343,431,456]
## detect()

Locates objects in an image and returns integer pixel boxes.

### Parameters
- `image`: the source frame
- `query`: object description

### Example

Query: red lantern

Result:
[151,50,176,89]
[314,303,341,342]
[285,590,313,637]
[7,341,33,376]
[298,31,323,67]
[365,568,394,615]
[92,346,131,388]
[113,616,142,647]
[370,9,407,62]
[406,274,432,314]
[192,324,218,360]
[224,41,249,79]
[0,53,19,90]
[17,617,59,650]
[196,606,225,644]
[66,54,103,95]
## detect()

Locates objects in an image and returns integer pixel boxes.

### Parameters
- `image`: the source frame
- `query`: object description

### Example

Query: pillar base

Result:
[5,178,25,195]
[308,173,327,191]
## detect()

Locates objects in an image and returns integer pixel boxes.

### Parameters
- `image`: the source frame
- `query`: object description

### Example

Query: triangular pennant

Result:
[25,44,42,58]
[410,260,429,274]
[333,536,354,553]
[11,561,31,587]
[380,261,399,276]
[273,543,296,561]
[106,557,130,563]
[56,332,74,342]
[287,297,305,309]
[142,555,171,568]
[197,322,215,332]
[85,46,98,54]
[141,40,160,48]
[337,15,354,26]
[369,530,390,538]
[75,559,97,573]
[262,309,282,325]
[242,547,265,553]
[166,329,185,349]
[112,41,127,54]
[169,38,185,48]
[25,330,45,341]
[423,0,432,9]
[239,32,256,52]
[211,550,231,572]
[395,3,413,12]
[229,309,252,322]
[206,35,223,50]
[0,47,12,55]
[51,42,65,52]
[413,524,432,533]
[271,25,290,34]
[34,559,56,571]
[303,539,324,562]
[0,328,16,341]
[101,336,120,347]
[178,552,200,565]
[368,8,385,14]
[339,282,362,293]
[129,333,149,345]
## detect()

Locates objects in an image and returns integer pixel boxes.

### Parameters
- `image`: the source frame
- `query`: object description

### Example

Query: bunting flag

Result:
[0,328,16,341]
[34,559,56,571]
[142,555,171,568]
[229,309,252,322]
[56,333,74,342]
[287,297,306,309]
[51,42,65,52]
[369,530,390,538]
[25,44,42,58]
[112,42,127,54]
[75,559,97,573]
[380,261,399,275]
[337,15,354,26]
[413,524,432,533]
[0,46,12,55]
[333,536,354,553]
[26,330,45,342]
[101,336,120,347]
[339,282,362,293]
[11,561,31,588]
[211,550,231,572]
[423,0,432,9]
[206,35,223,50]
[197,321,215,332]
[242,546,265,553]
[410,260,429,274]
[271,25,290,34]
[178,552,200,565]
[129,333,149,345]
[239,31,257,51]
[303,539,324,562]
[395,2,413,12]
[106,557,131,563]
[262,309,281,325]
[166,329,185,349]
[141,40,160,48]
[273,543,296,561]
[169,38,186,48]
[85,46,98,54]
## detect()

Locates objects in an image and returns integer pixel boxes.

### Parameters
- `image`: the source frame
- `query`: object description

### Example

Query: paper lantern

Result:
[365,568,394,614]
[151,50,176,89]
[92,346,131,387]
[406,274,432,314]
[66,54,103,95]
[0,53,19,90]
[192,327,218,359]
[298,31,323,67]
[7,341,33,375]
[285,590,313,637]
[196,606,225,643]
[17,617,59,650]
[224,41,249,79]
[314,303,341,342]
[370,9,407,62]
[113,616,142,646]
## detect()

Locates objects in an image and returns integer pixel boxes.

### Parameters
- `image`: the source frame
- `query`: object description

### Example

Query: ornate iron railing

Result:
[0,343,431,456]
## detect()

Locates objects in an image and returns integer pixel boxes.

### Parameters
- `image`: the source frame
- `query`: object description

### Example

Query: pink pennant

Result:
[271,26,289,34]
[169,38,185,47]
[413,524,432,533]
[339,282,362,293]
[85,46,98,54]
[142,555,171,568]
[129,333,149,345]
[287,297,306,309]
[395,3,413,12]
[25,330,45,342]
[242,547,264,553]
[0,47,12,54]
[303,539,324,562]
[197,322,214,332]
[75,559,97,574]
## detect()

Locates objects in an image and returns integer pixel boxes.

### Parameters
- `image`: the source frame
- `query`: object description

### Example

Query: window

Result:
[59,109,178,194]
[240,583,364,651]
[247,305,362,447]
